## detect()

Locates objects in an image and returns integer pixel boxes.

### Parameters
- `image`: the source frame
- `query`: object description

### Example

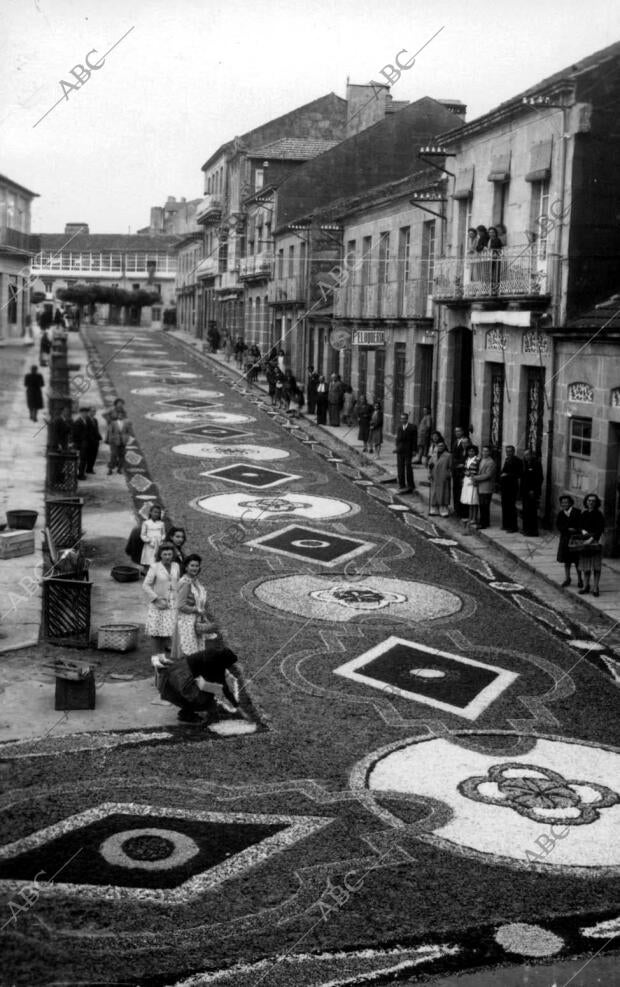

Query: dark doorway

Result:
[416,343,433,416]
[392,342,407,431]
[374,348,385,404]
[450,326,472,433]
[358,348,368,400]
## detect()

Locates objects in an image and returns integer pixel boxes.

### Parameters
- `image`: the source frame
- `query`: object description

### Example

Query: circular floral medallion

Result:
[252,575,463,624]
[99,827,200,871]
[193,492,356,522]
[173,444,290,461]
[362,735,620,872]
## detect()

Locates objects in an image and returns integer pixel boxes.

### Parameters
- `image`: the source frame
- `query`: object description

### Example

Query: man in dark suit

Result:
[499,445,523,532]
[85,406,102,474]
[452,426,470,518]
[327,373,344,426]
[71,408,90,480]
[306,366,319,415]
[394,412,418,493]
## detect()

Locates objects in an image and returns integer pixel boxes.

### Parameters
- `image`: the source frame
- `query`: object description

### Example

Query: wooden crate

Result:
[0,529,35,559]
[45,497,83,549]
[42,576,92,647]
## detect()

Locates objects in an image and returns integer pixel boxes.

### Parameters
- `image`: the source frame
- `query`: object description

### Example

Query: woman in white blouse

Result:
[140,503,166,573]
[142,541,180,664]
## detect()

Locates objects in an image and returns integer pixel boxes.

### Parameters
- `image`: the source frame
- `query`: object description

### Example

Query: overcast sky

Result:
[2,0,619,234]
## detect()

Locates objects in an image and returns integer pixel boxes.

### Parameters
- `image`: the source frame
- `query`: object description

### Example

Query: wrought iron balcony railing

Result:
[433,248,549,301]
[196,195,223,224]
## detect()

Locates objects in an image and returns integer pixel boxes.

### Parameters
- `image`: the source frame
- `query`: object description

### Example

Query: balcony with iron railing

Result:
[239,252,274,280]
[196,194,223,224]
[0,226,40,254]
[433,248,550,303]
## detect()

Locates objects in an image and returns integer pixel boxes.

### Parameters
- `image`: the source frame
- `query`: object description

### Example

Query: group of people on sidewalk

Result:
[191,334,612,598]
[124,506,242,725]
[425,431,544,535]
[46,397,132,479]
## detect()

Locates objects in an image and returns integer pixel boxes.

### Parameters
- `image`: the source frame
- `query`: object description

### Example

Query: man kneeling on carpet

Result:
[152,619,242,725]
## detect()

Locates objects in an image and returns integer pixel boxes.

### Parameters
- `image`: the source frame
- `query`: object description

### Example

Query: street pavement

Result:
[0,326,619,987]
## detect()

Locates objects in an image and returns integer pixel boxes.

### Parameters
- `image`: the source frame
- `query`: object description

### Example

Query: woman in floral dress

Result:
[143,542,180,664]
[173,554,213,658]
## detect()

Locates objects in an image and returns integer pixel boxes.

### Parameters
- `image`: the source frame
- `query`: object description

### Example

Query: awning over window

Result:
[487,151,511,182]
[525,140,553,182]
[452,166,474,199]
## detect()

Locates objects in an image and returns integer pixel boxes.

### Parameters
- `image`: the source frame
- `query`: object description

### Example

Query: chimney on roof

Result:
[438,99,467,121]
[166,196,176,203]
[64,222,89,235]
[345,80,390,139]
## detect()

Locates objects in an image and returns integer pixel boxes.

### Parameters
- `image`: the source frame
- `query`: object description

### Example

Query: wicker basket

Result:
[111,564,141,583]
[97,623,139,652]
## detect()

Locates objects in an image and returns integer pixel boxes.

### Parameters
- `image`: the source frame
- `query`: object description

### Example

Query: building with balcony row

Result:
[432,38,620,551]
[183,84,454,344]
[0,173,39,341]
[31,228,179,327]
[268,96,463,380]
[177,45,620,552]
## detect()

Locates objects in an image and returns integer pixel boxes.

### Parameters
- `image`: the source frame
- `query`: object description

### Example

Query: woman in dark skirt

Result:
[24,364,44,422]
[577,493,605,597]
[556,494,582,588]
[357,394,372,451]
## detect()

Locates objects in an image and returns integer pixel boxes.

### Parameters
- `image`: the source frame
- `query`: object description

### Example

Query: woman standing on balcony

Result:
[474,226,489,251]
[488,226,503,295]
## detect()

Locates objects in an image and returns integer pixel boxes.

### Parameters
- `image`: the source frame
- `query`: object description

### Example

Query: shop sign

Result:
[352,330,385,347]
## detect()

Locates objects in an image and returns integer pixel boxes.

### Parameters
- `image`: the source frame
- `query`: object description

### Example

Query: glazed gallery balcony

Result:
[433,249,550,303]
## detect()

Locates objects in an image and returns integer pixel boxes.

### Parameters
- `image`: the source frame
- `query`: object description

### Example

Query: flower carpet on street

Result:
[1,328,619,986]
